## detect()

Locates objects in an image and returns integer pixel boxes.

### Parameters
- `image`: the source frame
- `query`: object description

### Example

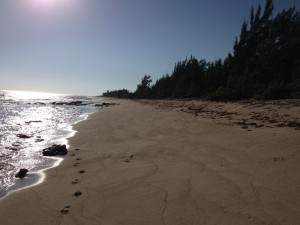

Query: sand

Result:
[0,99,299,225]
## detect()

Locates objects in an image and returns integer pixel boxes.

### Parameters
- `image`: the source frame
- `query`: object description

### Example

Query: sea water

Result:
[0,90,102,198]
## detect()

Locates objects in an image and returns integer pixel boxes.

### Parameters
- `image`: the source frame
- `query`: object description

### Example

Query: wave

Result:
[0,90,102,198]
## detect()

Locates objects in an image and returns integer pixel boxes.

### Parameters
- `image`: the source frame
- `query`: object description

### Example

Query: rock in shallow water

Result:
[15,169,29,178]
[16,134,31,139]
[42,144,68,156]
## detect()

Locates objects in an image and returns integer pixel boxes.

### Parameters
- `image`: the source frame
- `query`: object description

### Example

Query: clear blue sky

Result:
[0,0,299,95]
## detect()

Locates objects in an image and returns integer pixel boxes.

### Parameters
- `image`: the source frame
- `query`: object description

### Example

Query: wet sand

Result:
[0,99,299,225]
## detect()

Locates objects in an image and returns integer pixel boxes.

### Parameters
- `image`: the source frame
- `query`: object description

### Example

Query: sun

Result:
[31,0,56,7]
[29,0,73,10]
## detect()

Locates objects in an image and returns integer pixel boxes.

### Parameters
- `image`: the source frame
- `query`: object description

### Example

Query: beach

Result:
[0,99,299,225]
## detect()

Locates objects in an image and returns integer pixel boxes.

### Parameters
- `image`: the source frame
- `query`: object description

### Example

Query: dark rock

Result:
[42,144,68,156]
[52,101,83,106]
[25,120,42,124]
[51,102,64,105]
[12,143,21,147]
[102,102,110,107]
[16,134,31,139]
[15,169,29,178]
[67,101,82,106]
[79,170,85,174]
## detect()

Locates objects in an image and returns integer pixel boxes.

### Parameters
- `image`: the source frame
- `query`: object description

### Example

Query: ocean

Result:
[0,90,102,198]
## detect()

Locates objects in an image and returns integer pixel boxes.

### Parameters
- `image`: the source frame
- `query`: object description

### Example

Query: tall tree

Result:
[134,75,152,99]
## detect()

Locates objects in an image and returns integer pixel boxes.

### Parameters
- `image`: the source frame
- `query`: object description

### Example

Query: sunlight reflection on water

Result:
[0,90,101,197]
[5,90,64,100]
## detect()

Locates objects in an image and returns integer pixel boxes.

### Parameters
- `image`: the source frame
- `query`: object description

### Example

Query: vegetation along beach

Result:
[0,0,299,224]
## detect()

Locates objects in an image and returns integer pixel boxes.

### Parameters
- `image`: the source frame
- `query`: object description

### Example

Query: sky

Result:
[0,0,299,96]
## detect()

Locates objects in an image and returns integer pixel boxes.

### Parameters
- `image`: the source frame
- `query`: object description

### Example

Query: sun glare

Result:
[31,0,56,7]
[6,90,63,100]
[29,0,73,10]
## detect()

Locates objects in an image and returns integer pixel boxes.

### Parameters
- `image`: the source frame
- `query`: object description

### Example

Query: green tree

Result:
[134,74,152,99]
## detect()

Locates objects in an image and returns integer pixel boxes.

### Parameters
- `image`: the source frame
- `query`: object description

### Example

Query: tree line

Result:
[103,0,300,100]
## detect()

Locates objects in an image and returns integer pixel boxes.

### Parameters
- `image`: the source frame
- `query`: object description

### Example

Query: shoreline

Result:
[0,99,299,225]
[1,109,97,199]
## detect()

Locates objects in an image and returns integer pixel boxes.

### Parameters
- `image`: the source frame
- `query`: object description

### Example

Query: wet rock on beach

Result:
[15,169,29,178]
[42,144,68,156]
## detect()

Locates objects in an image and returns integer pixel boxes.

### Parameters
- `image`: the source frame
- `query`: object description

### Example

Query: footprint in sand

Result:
[73,162,80,167]
[73,191,82,197]
[72,179,79,184]
[125,154,134,163]
[60,206,70,214]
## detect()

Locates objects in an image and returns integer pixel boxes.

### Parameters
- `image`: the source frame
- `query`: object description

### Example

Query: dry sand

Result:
[0,99,299,225]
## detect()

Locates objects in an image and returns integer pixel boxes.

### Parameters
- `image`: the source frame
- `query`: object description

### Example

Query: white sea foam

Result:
[0,90,102,198]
